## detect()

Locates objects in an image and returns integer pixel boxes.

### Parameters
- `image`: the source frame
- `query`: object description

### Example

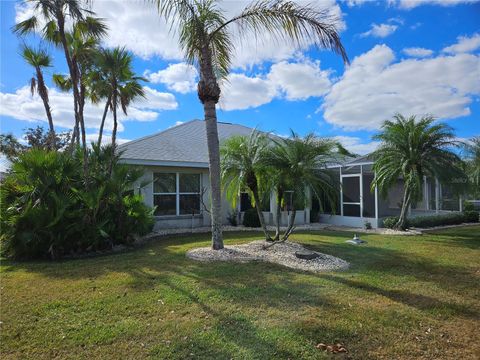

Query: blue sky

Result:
[1,0,479,154]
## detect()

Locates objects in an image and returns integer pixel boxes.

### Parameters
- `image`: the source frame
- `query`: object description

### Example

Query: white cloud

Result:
[86,133,130,146]
[15,0,345,69]
[402,47,434,57]
[442,33,480,54]
[334,136,380,155]
[219,59,332,110]
[360,23,398,38]
[0,86,177,132]
[268,60,331,100]
[220,73,277,111]
[322,44,480,130]
[395,0,479,9]
[145,63,198,93]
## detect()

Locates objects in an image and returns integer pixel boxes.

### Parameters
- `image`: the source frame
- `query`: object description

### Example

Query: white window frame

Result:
[153,172,202,216]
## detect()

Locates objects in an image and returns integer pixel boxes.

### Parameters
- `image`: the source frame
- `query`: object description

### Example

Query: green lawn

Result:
[1,227,479,359]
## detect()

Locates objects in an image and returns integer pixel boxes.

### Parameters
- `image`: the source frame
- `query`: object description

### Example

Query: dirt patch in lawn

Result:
[186,240,349,273]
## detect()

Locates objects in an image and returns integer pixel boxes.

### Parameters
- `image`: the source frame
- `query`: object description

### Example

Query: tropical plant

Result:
[0,146,154,260]
[221,130,271,240]
[14,1,107,177]
[462,136,480,197]
[21,45,56,147]
[372,114,466,230]
[154,0,348,250]
[91,47,146,155]
[264,132,342,242]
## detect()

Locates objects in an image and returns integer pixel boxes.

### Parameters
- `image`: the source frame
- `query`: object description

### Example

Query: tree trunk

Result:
[198,44,223,250]
[35,67,55,149]
[396,188,411,230]
[282,208,297,240]
[97,96,111,147]
[274,188,283,241]
[79,81,88,179]
[203,100,223,249]
[251,188,271,241]
[109,92,118,177]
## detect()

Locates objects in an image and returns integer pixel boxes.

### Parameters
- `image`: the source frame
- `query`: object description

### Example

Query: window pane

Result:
[154,173,176,193]
[179,174,200,193]
[343,204,360,217]
[363,174,375,217]
[154,195,176,216]
[180,194,200,215]
[343,176,360,202]
[240,193,252,212]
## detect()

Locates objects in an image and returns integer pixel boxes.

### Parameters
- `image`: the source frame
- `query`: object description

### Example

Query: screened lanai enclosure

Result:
[313,155,464,228]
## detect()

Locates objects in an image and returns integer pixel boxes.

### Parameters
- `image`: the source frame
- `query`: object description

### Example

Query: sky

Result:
[1,0,479,155]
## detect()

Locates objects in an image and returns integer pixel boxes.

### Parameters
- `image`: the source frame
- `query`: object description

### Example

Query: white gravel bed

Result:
[186,240,349,273]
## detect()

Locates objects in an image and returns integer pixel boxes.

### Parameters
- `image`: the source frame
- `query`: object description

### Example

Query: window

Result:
[153,172,201,216]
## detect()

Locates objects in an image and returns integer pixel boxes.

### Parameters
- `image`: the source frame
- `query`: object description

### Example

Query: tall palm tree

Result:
[14,1,106,152]
[21,45,56,148]
[154,0,348,250]
[221,130,271,240]
[52,20,103,149]
[265,132,341,241]
[372,114,464,230]
[462,136,480,198]
[92,48,146,170]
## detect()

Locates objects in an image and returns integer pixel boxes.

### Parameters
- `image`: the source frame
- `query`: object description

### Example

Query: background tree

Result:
[372,114,465,230]
[21,45,56,148]
[462,136,480,198]
[264,132,342,242]
[221,131,271,240]
[155,0,348,250]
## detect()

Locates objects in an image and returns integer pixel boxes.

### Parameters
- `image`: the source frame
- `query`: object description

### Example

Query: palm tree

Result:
[462,136,480,197]
[92,48,146,171]
[21,45,56,148]
[52,20,103,149]
[372,114,464,230]
[265,132,341,242]
[14,1,106,153]
[154,0,348,250]
[221,130,271,240]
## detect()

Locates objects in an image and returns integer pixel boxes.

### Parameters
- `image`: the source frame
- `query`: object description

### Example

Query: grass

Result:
[1,226,479,359]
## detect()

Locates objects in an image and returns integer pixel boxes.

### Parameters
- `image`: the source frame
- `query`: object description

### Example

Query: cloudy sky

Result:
[1,0,479,154]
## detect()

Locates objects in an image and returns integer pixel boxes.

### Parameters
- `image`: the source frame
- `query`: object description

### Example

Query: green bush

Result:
[382,216,400,229]
[227,210,239,226]
[0,147,154,260]
[463,201,474,211]
[463,210,479,223]
[243,208,261,228]
[408,213,465,228]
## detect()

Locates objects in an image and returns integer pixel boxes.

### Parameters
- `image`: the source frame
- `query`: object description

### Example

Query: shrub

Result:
[227,210,239,226]
[463,201,474,211]
[243,208,261,228]
[463,210,479,223]
[409,213,465,228]
[364,220,372,230]
[0,147,154,260]
[382,216,400,229]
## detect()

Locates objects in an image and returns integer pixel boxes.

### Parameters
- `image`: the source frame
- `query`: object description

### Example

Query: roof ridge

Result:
[118,119,202,148]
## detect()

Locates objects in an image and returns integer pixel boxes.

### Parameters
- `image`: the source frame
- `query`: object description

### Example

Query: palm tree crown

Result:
[372,114,464,229]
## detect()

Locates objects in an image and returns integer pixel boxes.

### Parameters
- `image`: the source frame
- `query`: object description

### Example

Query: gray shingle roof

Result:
[119,119,255,167]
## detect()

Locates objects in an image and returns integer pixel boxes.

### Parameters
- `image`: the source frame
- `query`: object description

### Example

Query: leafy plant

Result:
[243,208,261,228]
[226,210,239,227]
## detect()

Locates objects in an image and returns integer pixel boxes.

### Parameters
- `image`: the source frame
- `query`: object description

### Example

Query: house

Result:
[120,120,463,230]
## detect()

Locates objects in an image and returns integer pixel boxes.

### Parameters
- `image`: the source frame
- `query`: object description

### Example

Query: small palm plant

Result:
[154,0,348,250]
[372,114,465,230]
[221,130,272,240]
[462,136,480,198]
[21,45,55,147]
[265,132,342,242]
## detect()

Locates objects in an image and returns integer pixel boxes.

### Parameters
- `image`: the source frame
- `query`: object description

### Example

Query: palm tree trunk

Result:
[35,68,55,149]
[198,45,223,250]
[97,96,111,147]
[251,189,271,241]
[274,188,283,241]
[282,208,297,240]
[109,92,118,177]
[396,188,411,230]
[79,82,89,179]
[203,100,224,249]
